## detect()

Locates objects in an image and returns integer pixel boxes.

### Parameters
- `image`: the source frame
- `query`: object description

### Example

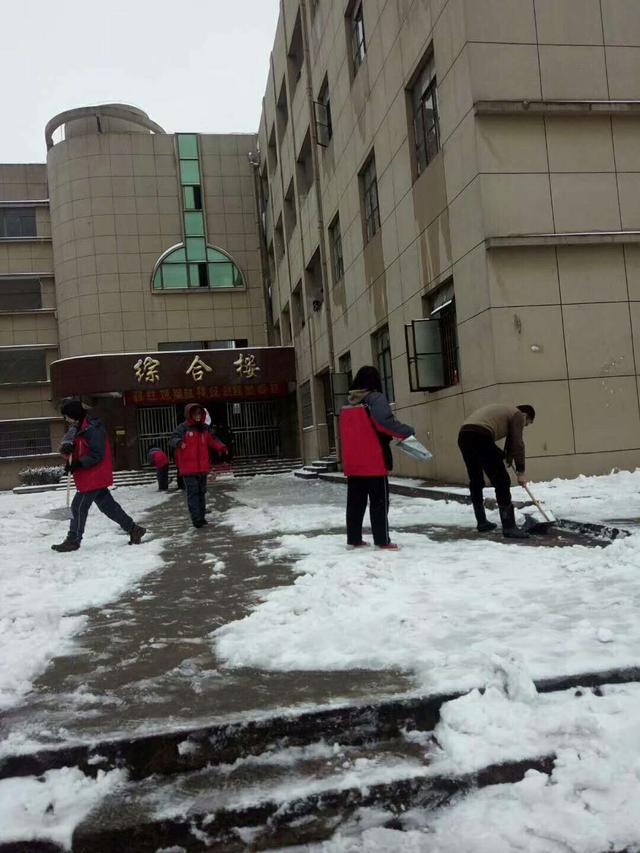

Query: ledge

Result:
[475,99,640,117]
[486,231,640,249]
[0,308,56,316]
[0,199,49,208]
[0,236,51,244]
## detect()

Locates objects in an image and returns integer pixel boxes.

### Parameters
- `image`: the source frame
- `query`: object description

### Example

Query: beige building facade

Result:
[3,1,640,488]
[0,104,289,488]
[259,0,640,482]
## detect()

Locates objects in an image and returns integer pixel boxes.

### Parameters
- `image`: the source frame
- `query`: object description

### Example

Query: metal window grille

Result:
[361,155,380,242]
[437,301,459,387]
[351,2,366,74]
[411,52,440,176]
[300,380,313,428]
[0,420,51,458]
[227,401,279,458]
[137,405,179,467]
[373,326,394,402]
[338,352,353,388]
[329,216,344,282]
[315,77,333,146]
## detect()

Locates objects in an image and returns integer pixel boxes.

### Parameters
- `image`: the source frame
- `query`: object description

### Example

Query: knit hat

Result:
[60,399,87,422]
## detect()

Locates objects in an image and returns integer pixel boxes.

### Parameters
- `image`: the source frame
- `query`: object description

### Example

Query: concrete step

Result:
[294,469,319,480]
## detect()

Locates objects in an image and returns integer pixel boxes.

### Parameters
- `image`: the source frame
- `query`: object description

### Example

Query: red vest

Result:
[72,420,114,492]
[174,426,221,475]
[339,405,388,477]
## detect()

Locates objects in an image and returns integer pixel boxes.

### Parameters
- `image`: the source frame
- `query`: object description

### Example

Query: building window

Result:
[328,214,344,283]
[409,47,440,178]
[268,124,278,174]
[0,278,42,311]
[349,1,366,76]
[0,207,36,239]
[315,75,332,146]
[152,245,244,290]
[296,129,314,197]
[0,348,47,384]
[0,420,52,458]
[288,11,304,92]
[360,153,380,243]
[405,280,459,391]
[338,351,353,388]
[157,339,248,351]
[281,304,292,344]
[284,179,297,241]
[372,325,394,402]
[292,280,305,334]
[276,77,289,143]
[301,379,313,428]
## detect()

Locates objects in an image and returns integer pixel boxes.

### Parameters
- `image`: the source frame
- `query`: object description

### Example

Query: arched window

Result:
[152,243,245,290]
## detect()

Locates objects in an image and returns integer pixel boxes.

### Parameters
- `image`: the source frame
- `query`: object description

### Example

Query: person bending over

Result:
[458,403,535,539]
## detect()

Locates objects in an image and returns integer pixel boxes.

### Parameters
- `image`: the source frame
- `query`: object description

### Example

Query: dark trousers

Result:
[176,472,185,490]
[156,464,169,491]
[458,430,512,507]
[69,487,134,543]
[184,473,207,525]
[346,476,390,546]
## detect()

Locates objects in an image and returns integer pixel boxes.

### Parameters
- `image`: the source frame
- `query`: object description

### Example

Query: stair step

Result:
[294,470,319,479]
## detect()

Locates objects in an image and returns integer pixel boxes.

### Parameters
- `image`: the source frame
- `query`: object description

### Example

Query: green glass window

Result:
[186,237,207,262]
[180,160,200,185]
[153,244,245,290]
[184,211,204,236]
[178,134,199,159]
[161,264,189,288]
[183,186,202,210]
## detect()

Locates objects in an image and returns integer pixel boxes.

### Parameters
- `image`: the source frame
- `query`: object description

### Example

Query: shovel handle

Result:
[510,465,552,523]
[66,470,71,508]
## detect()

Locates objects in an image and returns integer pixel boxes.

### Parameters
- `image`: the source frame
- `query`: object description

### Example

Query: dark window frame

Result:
[408,47,441,179]
[0,419,52,458]
[372,325,394,402]
[350,1,366,76]
[0,207,37,239]
[0,278,42,311]
[300,379,314,428]
[328,214,344,283]
[360,153,380,243]
[0,348,48,385]
[315,75,333,146]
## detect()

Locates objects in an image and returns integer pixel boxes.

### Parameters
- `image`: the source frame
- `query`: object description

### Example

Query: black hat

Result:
[351,365,382,392]
[60,399,87,422]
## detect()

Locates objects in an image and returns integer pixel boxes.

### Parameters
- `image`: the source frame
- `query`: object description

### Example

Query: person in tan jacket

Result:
[458,403,535,539]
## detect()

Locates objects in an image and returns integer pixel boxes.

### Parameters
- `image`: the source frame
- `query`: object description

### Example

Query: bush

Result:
[18,466,65,486]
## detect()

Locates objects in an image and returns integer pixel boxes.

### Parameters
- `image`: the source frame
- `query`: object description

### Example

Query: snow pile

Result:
[307,681,640,852]
[214,528,640,692]
[0,766,126,850]
[0,486,167,711]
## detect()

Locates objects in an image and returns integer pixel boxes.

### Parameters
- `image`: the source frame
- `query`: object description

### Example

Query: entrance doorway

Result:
[137,406,178,466]
[227,400,279,458]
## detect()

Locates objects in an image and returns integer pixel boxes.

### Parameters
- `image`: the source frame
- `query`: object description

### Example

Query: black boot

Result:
[472,497,497,533]
[51,535,80,552]
[499,504,529,539]
[128,524,146,545]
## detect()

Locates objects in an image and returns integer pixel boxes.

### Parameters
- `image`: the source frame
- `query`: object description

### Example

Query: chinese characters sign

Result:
[186,355,213,382]
[124,382,288,405]
[133,356,160,383]
[233,353,261,378]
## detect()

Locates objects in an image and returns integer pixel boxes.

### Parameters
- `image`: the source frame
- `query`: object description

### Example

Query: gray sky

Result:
[2,0,280,163]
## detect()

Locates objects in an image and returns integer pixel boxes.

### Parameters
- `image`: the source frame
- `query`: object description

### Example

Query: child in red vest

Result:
[170,403,228,528]
[148,447,170,491]
[51,400,146,552]
[339,366,414,550]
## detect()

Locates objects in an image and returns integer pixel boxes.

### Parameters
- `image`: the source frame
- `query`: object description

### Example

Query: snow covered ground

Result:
[0,485,167,713]
[2,469,640,850]
[214,471,640,694]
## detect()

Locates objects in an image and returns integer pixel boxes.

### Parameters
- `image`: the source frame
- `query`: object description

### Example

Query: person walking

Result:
[339,366,415,550]
[457,403,536,539]
[148,446,170,491]
[51,399,147,552]
[170,403,227,528]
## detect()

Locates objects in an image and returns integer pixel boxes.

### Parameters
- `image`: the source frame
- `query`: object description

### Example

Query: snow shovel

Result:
[511,467,555,533]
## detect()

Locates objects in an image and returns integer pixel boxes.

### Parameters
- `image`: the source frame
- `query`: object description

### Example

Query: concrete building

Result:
[0,104,296,488]
[3,1,640,488]
[258,0,640,482]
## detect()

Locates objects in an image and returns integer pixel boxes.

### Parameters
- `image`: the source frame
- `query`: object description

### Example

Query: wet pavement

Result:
[1,484,414,750]
[0,478,610,753]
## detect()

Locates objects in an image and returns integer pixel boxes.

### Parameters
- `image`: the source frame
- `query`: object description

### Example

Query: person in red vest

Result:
[339,366,415,551]
[51,399,147,552]
[148,446,170,491]
[170,403,228,528]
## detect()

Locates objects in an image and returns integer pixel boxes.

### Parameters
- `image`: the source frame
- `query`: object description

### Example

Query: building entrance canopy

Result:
[50,346,296,400]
